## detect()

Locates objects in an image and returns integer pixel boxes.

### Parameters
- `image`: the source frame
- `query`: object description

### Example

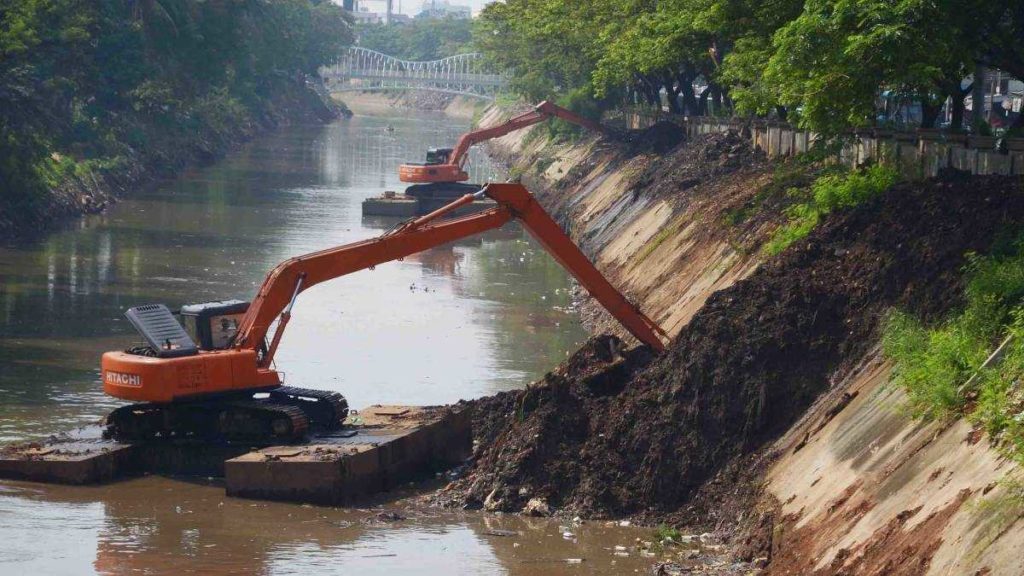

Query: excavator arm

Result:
[446,101,605,170]
[399,102,606,185]
[234,183,667,366]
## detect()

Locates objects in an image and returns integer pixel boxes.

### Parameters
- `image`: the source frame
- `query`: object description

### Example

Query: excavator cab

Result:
[424,148,453,165]
[179,300,250,351]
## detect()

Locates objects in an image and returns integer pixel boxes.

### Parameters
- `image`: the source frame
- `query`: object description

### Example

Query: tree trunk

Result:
[920,97,942,129]
[710,84,724,116]
[677,70,697,116]
[637,77,659,108]
[949,81,970,132]
[663,72,681,114]
[972,63,987,129]
[697,86,711,116]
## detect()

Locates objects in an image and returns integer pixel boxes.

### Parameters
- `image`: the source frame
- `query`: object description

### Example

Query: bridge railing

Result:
[321,47,507,100]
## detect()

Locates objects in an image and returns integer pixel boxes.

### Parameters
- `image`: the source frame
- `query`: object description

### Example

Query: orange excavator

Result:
[398,101,606,200]
[102,183,667,443]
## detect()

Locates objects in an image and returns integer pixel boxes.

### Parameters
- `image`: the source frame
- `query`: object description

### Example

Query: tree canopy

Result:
[473,0,1024,134]
[356,17,472,61]
[0,0,352,208]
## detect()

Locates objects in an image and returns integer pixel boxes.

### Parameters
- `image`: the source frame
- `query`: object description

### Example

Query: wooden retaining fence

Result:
[610,110,1024,178]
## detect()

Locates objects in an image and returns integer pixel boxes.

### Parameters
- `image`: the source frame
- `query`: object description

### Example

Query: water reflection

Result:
[0,477,652,576]
[0,112,595,574]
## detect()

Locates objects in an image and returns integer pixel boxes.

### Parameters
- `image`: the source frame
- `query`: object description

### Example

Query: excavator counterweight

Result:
[101,184,667,444]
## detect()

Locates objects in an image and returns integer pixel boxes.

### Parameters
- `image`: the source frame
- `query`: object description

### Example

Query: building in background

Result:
[339,0,411,25]
[416,0,472,19]
[339,0,474,23]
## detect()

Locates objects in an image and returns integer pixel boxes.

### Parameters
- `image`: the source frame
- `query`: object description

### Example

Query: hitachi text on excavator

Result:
[102,184,667,444]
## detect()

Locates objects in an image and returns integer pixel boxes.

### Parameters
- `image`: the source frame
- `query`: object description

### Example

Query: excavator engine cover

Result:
[124,304,198,358]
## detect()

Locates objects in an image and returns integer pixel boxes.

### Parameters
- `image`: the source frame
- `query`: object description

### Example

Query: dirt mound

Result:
[631,130,768,201]
[440,175,1024,522]
[623,121,687,154]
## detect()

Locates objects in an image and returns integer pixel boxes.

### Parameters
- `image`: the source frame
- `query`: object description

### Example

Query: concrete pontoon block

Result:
[224,405,471,505]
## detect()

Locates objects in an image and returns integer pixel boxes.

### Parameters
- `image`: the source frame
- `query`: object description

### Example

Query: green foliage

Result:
[547,87,604,141]
[883,234,1024,464]
[472,0,1024,135]
[474,0,631,104]
[356,17,471,61]
[763,165,898,255]
[653,524,683,543]
[723,159,819,227]
[0,0,353,210]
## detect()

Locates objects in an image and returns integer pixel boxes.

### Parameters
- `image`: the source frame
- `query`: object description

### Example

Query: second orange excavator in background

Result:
[101,183,668,444]
[398,101,606,200]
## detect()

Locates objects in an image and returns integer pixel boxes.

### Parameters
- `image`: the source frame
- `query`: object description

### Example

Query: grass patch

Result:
[653,524,683,543]
[535,156,556,174]
[723,159,819,227]
[883,231,1024,462]
[762,164,898,255]
[637,217,683,263]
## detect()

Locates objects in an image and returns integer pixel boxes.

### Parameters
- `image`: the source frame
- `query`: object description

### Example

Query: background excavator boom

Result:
[399,102,606,185]
[445,101,604,171]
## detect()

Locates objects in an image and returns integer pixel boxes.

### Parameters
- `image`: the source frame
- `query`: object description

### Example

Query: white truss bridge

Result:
[321,47,507,100]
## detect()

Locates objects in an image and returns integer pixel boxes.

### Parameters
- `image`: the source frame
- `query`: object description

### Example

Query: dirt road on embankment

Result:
[435,105,1024,576]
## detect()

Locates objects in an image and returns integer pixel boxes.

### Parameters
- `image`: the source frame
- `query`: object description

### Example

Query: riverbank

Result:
[0,79,347,243]
[437,105,1024,575]
[337,90,484,120]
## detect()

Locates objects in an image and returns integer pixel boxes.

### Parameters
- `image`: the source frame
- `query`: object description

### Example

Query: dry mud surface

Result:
[438,170,1024,563]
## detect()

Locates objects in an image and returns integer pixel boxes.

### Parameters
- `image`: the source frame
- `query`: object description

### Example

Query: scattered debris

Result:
[362,510,407,524]
[482,529,519,537]
[522,497,552,517]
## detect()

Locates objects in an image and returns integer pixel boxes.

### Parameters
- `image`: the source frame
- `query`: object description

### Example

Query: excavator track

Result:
[404,182,482,200]
[267,386,348,432]
[105,397,310,444]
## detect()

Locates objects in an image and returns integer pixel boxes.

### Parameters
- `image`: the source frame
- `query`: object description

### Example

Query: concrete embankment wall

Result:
[482,104,1024,575]
[338,91,485,120]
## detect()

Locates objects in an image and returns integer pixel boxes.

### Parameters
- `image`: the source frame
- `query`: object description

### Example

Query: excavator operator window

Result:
[179,300,250,350]
[424,148,452,165]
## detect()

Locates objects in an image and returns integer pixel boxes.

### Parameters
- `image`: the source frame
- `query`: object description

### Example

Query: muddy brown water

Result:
[0,112,659,574]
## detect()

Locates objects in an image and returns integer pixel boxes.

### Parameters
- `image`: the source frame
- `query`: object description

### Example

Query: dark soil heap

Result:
[630,130,768,199]
[622,120,687,154]
[441,174,1024,523]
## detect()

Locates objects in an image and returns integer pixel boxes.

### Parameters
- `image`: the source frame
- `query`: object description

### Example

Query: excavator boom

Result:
[399,101,606,185]
[234,183,666,359]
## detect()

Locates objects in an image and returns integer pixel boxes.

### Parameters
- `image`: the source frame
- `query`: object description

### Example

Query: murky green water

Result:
[0,111,658,575]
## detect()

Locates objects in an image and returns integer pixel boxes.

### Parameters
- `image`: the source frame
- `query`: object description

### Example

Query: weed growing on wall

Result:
[884,232,1024,462]
[762,164,898,255]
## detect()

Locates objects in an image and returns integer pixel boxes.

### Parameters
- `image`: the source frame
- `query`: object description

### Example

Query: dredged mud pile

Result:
[440,173,1024,524]
[622,120,687,154]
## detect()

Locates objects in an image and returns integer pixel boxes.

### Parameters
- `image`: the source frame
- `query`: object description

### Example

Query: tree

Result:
[0,0,354,213]
[357,17,472,61]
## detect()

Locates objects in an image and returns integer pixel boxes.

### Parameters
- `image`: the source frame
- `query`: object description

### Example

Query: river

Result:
[0,110,656,574]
